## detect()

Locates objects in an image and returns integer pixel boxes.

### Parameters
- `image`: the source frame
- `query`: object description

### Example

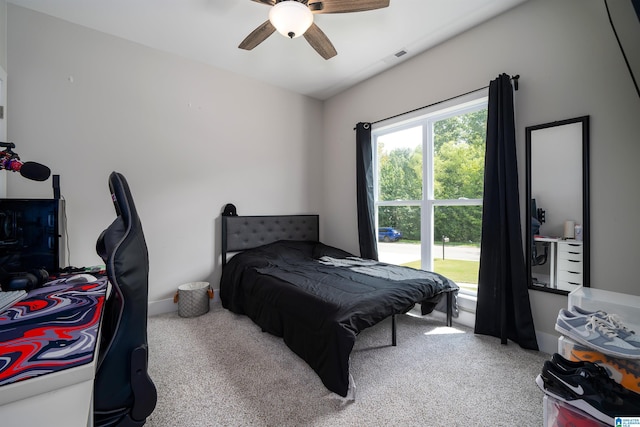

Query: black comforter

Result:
[220,240,458,397]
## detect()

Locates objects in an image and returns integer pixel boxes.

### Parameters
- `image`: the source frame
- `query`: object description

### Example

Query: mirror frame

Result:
[525,116,590,295]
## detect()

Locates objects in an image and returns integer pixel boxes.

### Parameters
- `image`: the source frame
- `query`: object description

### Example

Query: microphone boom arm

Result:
[1,142,19,160]
[1,141,52,181]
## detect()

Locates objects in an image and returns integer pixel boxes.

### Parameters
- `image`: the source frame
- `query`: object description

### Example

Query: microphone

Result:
[1,157,51,181]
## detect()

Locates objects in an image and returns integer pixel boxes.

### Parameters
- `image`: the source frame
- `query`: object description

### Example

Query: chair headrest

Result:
[108,172,138,229]
[96,172,142,263]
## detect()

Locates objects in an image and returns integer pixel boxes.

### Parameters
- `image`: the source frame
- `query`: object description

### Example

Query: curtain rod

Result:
[358,74,519,128]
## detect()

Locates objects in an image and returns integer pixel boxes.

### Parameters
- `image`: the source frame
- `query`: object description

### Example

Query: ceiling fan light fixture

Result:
[269,1,314,39]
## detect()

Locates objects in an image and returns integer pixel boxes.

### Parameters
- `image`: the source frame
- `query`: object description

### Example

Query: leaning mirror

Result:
[525,116,590,295]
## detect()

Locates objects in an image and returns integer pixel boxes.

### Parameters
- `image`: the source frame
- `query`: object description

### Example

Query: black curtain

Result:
[355,122,378,260]
[474,74,538,350]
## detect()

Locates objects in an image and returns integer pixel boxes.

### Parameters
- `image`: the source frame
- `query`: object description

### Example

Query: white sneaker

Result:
[555,308,640,359]
[571,306,640,348]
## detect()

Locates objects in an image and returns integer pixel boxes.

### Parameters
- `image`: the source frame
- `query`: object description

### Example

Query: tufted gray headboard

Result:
[221,214,319,266]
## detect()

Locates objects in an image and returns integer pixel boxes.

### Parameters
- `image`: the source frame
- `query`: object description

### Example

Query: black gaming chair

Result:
[530,216,548,266]
[94,172,157,426]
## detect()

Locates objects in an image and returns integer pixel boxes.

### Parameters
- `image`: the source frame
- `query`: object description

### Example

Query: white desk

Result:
[533,237,583,292]
[533,236,558,288]
[0,277,108,427]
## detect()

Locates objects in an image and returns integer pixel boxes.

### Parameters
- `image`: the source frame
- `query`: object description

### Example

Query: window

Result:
[372,92,487,295]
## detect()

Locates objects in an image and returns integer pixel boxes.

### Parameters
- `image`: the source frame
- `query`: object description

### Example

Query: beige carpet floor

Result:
[145,303,549,426]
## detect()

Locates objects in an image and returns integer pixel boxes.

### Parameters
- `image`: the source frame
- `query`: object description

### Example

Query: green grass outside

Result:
[401,258,479,291]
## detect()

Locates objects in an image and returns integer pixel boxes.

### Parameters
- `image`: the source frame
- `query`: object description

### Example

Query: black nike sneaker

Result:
[536,360,640,425]
[550,353,640,408]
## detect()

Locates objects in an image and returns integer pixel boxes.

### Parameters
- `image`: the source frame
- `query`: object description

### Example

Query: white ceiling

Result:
[7,0,528,100]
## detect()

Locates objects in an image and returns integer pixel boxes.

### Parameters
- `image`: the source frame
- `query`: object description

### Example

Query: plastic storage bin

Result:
[543,395,608,427]
[563,286,640,393]
[558,335,640,393]
[568,286,640,332]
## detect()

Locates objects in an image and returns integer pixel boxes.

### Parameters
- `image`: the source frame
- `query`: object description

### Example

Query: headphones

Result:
[222,203,238,217]
[0,267,49,291]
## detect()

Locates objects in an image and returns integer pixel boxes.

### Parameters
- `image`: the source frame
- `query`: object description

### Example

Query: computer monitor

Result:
[0,199,64,274]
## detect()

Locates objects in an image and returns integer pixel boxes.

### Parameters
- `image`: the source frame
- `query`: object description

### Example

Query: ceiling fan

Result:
[239,0,390,60]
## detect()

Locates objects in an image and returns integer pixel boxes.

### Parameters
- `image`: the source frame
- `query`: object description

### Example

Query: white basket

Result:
[174,282,212,318]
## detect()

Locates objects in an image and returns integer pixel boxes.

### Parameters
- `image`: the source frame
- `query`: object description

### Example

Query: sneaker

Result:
[568,347,640,388]
[536,360,640,425]
[555,309,640,359]
[571,306,640,348]
[550,353,640,408]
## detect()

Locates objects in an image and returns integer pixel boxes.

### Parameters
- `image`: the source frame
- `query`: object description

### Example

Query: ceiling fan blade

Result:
[239,20,276,50]
[250,0,275,5]
[303,23,337,60]
[310,0,390,14]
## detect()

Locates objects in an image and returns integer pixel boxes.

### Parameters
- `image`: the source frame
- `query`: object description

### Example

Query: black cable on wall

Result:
[604,0,640,99]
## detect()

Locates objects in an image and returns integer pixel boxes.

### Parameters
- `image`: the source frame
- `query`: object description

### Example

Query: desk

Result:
[533,237,583,292]
[533,236,559,288]
[0,277,108,427]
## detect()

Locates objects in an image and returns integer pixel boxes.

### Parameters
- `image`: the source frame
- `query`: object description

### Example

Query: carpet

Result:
[145,303,548,426]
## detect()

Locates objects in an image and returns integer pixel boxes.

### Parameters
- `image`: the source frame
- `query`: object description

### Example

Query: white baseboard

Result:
[453,309,475,329]
[535,330,559,356]
[148,298,177,316]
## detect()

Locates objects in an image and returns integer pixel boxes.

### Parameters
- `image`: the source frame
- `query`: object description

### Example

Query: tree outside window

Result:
[374,98,487,294]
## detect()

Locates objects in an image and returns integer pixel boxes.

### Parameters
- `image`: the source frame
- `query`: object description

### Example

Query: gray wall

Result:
[6,5,324,309]
[5,0,640,343]
[322,0,640,340]
[0,0,6,196]
[0,0,6,71]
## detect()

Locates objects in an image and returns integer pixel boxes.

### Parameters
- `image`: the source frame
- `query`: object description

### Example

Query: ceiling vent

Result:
[382,48,409,64]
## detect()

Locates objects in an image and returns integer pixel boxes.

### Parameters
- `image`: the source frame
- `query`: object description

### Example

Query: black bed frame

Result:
[221,213,453,346]
[221,214,320,266]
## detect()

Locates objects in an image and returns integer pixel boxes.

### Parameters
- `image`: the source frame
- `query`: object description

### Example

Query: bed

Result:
[219,213,459,398]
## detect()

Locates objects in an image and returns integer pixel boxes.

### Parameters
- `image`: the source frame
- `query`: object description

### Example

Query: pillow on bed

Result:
[311,242,355,260]
[251,240,318,260]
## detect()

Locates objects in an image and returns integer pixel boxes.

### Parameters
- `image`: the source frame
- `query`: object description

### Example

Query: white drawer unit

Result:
[556,241,583,289]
